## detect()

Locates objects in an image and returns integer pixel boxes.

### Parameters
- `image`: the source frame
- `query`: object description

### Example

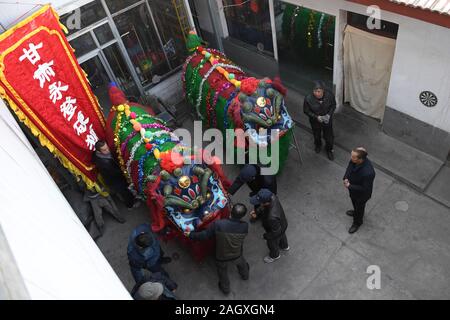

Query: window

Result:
[69,33,97,57]
[93,23,115,45]
[113,3,170,86]
[106,0,141,13]
[222,0,273,54]
[64,0,192,94]
[102,44,141,99]
[147,0,190,68]
[61,0,107,36]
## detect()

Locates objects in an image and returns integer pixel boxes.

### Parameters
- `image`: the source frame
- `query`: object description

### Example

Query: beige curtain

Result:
[344,25,396,120]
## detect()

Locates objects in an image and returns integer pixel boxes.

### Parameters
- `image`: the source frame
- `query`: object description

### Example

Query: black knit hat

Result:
[136,232,153,248]
[313,80,325,90]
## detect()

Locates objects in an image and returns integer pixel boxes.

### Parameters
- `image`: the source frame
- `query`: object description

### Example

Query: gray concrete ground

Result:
[95,103,450,299]
[426,165,450,208]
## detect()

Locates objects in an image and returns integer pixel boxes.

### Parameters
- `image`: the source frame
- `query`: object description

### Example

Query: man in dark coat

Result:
[303,80,337,160]
[186,204,249,295]
[92,140,137,209]
[228,164,277,222]
[127,224,172,284]
[251,189,289,263]
[343,147,376,234]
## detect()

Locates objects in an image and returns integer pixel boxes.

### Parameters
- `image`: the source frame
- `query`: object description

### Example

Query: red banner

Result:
[0,5,106,192]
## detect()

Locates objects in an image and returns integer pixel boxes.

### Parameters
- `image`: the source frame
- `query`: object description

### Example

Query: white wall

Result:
[0,100,131,300]
[387,22,450,132]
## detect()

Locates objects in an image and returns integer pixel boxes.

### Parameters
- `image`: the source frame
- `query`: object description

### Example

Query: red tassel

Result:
[160,152,184,174]
[108,86,127,106]
[272,76,288,96]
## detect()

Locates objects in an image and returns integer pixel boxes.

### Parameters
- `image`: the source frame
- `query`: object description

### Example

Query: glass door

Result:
[80,55,113,115]
[111,2,171,86]
[274,1,335,97]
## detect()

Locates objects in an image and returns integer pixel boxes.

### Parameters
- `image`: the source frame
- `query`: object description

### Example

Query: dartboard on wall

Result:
[419,91,438,108]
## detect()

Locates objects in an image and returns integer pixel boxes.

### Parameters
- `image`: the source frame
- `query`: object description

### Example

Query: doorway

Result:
[343,12,398,121]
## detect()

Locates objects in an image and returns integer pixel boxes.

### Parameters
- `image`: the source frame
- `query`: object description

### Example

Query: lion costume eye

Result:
[256,97,267,108]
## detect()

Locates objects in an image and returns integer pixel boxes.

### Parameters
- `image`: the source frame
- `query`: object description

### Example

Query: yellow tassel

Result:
[1,91,107,195]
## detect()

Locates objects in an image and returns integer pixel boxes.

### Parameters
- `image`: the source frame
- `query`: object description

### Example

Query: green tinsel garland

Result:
[281,4,335,67]
[185,62,292,173]
[110,106,177,175]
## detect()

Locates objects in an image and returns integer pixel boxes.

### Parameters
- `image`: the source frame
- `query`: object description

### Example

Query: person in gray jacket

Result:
[186,204,250,295]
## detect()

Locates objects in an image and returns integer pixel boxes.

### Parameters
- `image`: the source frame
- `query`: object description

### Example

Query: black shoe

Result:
[348,224,361,234]
[237,263,250,280]
[327,150,335,161]
[315,146,322,154]
[218,282,230,295]
[346,210,355,217]
[160,257,172,264]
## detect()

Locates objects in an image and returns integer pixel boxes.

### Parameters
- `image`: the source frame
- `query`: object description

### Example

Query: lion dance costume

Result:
[105,84,231,260]
[182,32,294,170]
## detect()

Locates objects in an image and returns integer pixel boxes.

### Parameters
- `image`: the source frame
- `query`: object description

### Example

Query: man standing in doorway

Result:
[303,80,337,160]
[343,147,376,234]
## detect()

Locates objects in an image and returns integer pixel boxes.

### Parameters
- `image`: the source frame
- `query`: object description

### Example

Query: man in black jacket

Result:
[92,140,137,209]
[186,204,249,295]
[343,147,376,234]
[251,189,289,264]
[228,164,277,222]
[303,80,337,160]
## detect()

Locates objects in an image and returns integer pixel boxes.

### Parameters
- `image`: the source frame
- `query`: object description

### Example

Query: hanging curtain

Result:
[344,25,396,120]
